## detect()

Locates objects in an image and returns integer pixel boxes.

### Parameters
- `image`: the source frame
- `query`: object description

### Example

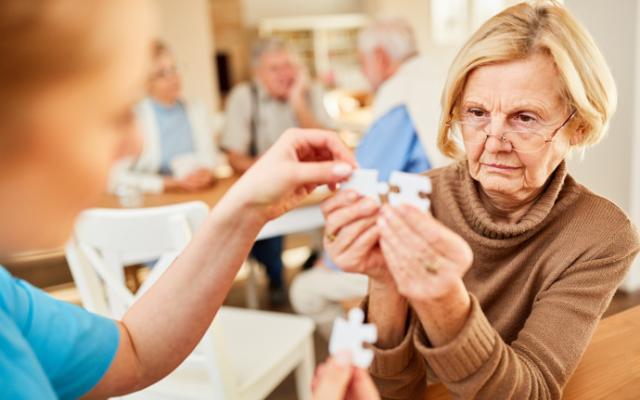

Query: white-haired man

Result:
[221,38,334,305]
[290,18,447,338]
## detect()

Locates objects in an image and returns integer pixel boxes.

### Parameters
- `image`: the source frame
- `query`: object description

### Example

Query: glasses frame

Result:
[449,109,577,154]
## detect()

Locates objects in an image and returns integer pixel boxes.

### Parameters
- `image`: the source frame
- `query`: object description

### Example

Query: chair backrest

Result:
[65,201,240,398]
[67,201,209,318]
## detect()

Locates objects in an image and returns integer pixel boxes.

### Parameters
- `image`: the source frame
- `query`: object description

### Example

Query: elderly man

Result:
[290,18,445,337]
[221,38,334,305]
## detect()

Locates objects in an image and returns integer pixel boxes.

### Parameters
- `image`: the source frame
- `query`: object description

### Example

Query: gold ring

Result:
[424,257,441,274]
[326,232,337,242]
[425,264,439,274]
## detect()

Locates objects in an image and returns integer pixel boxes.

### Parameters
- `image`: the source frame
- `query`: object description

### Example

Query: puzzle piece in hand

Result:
[340,169,384,204]
[329,308,378,369]
[388,171,432,212]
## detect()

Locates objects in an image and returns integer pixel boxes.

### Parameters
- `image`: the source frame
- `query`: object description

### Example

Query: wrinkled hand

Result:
[229,128,357,222]
[377,204,473,304]
[321,191,390,283]
[312,354,380,400]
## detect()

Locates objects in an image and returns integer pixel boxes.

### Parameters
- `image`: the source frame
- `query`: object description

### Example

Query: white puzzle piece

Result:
[340,169,381,204]
[329,308,378,369]
[388,171,432,212]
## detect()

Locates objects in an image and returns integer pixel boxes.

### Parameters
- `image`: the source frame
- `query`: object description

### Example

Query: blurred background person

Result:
[110,41,219,194]
[221,37,336,305]
[290,17,436,338]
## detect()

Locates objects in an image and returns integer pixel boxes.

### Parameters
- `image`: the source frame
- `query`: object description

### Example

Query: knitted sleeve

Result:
[413,224,640,399]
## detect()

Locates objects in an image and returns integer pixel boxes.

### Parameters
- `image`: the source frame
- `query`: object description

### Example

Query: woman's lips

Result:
[482,163,521,172]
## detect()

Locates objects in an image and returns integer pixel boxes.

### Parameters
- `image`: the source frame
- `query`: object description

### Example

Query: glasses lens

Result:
[506,131,546,153]
[450,121,487,144]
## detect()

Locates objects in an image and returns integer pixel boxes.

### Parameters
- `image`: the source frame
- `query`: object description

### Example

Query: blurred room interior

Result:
[3,1,639,399]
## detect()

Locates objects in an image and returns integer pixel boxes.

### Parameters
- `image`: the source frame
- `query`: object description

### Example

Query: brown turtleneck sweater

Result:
[364,161,640,400]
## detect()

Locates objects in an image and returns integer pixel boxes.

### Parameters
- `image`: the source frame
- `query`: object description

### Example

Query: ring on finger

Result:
[424,256,442,274]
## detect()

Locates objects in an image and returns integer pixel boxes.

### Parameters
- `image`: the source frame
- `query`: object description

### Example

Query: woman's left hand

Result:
[228,128,357,222]
[377,204,473,305]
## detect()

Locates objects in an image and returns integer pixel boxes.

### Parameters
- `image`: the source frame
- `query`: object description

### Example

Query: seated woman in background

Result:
[0,0,375,398]
[323,1,639,399]
[110,40,218,194]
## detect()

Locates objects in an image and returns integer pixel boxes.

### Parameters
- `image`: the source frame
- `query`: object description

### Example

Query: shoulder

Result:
[371,105,413,130]
[564,177,640,257]
[423,161,462,183]
[227,82,252,103]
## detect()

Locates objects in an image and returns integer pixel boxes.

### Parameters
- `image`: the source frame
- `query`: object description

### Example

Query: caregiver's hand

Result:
[321,190,390,283]
[377,204,474,346]
[312,354,380,400]
[228,128,357,222]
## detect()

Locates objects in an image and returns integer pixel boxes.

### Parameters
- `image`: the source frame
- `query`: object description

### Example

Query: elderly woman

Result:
[323,1,640,399]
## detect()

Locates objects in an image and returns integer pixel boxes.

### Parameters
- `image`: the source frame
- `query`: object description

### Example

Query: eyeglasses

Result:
[449,109,576,154]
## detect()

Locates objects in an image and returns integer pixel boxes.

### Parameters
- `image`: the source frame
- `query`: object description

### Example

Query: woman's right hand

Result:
[321,190,391,284]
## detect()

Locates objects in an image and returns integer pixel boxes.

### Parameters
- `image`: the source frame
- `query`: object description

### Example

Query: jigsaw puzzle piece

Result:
[340,169,381,204]
[329,308,378,369]
[388,171,432,212]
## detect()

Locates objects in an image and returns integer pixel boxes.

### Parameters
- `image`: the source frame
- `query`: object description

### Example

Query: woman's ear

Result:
[569,122,587,146]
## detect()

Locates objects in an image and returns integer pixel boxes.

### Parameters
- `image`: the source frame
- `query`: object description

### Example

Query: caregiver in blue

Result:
[0,1,372,398]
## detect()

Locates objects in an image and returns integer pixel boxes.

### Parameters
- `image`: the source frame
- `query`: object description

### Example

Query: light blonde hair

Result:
[438,0,617,159]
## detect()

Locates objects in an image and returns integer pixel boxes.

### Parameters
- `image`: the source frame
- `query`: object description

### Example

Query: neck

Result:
[478,185,545,224]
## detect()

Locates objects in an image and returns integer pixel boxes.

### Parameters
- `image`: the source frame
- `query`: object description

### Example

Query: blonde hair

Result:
[438,0,617,159]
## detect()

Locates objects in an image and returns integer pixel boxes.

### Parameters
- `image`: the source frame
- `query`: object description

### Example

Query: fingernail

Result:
[332,163,353,177]
[335,351,352,367]
[377,216,387,229]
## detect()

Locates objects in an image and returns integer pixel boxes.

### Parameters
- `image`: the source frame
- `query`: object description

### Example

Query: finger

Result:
[292,160,355,187]
[321,190,361,216]
[396,205,473,266]
[325,198,379,237]
[333,215,378,254]
[380,206,440,265]
[330,225,380,274]
[311,363,327,393]
[349,224,380,252]
[349,368,381,400]
[290,129,358,168]
[312,356,353,400]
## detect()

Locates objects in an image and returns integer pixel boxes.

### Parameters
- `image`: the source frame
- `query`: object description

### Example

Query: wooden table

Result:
[7,175,330,270]
[425,305,640,399]
[97,175,240,209]
[97,174,329,209]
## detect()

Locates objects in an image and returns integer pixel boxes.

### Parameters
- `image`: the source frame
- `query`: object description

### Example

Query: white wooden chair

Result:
[65,201,315,400]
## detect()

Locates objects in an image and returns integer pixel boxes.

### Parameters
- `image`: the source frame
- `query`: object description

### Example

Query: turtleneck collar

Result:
[439,161,581,245]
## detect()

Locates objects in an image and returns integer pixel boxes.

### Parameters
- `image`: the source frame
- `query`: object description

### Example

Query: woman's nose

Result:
[483,117,513,153]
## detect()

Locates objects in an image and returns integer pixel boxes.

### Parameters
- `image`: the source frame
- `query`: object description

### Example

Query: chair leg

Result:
[246,260,260,309]
[295,336,315,400]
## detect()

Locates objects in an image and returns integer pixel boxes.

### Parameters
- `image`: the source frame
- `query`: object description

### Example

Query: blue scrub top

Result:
[0,266,119,399]
[324,105,432,270]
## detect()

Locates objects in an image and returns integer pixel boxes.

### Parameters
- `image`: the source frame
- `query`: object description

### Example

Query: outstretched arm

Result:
[86,128,357,398]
